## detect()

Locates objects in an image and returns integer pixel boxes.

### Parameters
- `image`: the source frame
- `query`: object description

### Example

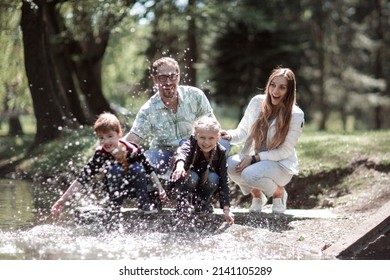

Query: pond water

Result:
[0,179,321,260]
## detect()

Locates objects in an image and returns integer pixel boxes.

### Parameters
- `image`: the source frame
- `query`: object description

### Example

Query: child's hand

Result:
[149,171,167,202]
[158,187,167,202]
[51,199,65,220]
[171,168,186,181]
[171,161,186,181]
[223,208,234,225]
[153,181,167,202]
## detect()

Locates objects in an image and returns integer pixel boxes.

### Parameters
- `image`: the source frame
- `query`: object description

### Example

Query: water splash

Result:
[0,180,323,260]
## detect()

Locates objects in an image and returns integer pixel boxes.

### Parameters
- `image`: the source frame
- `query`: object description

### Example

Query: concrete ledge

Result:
[75,206,337,219]
[73,206,338,233]
[323,201,390,259]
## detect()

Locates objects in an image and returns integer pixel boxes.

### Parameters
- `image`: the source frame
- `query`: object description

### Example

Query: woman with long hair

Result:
[222,67,304,213]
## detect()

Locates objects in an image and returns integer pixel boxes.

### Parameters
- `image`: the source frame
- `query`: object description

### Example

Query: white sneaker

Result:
[272,189,288,214]
[249,192,267,212]
[139,204,158,214]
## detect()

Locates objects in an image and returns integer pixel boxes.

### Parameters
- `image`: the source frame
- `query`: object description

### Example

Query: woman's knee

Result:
[219,138,231,157]
[227,154,240,175]
[240,167,256,184]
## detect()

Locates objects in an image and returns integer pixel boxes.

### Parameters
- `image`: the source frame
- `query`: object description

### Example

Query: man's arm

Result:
[123,131,142,145]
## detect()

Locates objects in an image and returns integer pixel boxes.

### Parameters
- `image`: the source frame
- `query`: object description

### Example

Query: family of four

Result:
[51,57,304,226]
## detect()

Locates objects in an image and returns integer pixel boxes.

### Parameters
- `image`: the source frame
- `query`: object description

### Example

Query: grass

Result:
[296,130,390,176]
[15,128,98,178]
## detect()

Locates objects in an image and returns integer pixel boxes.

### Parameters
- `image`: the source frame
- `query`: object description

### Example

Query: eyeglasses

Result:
[156,74,179,82]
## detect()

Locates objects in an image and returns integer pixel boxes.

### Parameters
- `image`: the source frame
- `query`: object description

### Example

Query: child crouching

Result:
[171,115,234,224]
[51,112,166,219]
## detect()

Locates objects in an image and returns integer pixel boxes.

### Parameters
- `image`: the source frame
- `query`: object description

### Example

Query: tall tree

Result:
[140,0,199,90]
[210,0,307,114]
[311,0,328,131]
[20,0,136,147]
[372,0,387,129]
[21,0,68,145]
[184,0,198,86]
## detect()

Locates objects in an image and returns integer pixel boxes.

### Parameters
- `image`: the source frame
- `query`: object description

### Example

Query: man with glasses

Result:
[124,57,228,209]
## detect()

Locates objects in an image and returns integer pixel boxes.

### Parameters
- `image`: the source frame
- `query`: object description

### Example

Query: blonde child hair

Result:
[194,115,221,133]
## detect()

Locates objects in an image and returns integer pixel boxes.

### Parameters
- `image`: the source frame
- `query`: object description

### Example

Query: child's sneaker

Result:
[176,199,191,213]
[148,190,163,211]
[139,204,158,214]
[249,192,267,212]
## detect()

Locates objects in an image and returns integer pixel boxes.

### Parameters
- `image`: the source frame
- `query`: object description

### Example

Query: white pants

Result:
[227,154,293,197]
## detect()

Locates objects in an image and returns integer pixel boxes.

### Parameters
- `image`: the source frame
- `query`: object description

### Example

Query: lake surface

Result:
[0,179,321,260]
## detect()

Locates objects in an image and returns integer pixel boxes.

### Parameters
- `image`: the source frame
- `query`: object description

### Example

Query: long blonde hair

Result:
[248,67,296,152]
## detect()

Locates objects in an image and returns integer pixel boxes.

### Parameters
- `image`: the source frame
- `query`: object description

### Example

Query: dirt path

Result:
[264,164,390,259]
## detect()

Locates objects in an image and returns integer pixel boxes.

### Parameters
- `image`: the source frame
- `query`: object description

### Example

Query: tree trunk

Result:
[8,114,24,136]
[372,0,385,129]
[185,0,197,86]
[46,1,90,125]
[21,0,66,146]
[313,0,329,131]
[71,30,112,118]
[74,57,112,117]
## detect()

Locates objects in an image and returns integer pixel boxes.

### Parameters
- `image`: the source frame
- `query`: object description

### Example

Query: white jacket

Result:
[227,94,304,175]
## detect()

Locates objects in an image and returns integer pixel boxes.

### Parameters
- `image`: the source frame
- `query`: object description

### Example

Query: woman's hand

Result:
[220,130,232,141]
[235,156,252,173]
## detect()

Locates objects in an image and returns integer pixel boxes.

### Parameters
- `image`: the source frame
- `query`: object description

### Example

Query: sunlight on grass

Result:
[297,130,390,175]
[23,128,97,177]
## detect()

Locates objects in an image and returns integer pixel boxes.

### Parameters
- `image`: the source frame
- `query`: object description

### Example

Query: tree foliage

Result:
[19,0,136,146]
[209,0,308,114]
[1,0,389,149]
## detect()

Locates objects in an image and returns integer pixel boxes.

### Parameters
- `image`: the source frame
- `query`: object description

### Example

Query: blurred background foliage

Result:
[0,0,389,150]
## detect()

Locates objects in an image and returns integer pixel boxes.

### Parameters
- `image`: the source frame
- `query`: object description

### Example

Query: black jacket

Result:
[174,135,230,208]
[77,140,154,187]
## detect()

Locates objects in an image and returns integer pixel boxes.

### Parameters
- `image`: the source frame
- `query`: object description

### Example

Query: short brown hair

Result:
[150,57,180,77]
[93,112,122,134]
